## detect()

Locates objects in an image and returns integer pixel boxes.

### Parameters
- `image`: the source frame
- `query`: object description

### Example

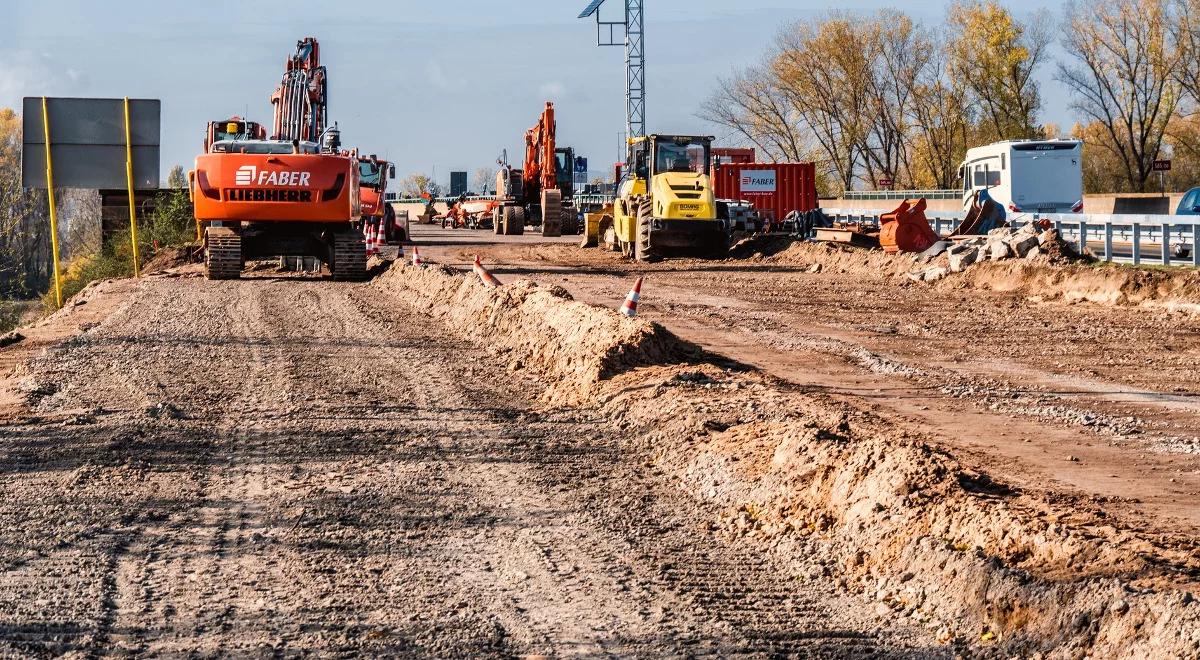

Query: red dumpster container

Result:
[713,162,818,223]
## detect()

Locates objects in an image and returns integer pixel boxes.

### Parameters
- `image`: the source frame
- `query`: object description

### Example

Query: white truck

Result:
[958,139,1084,214]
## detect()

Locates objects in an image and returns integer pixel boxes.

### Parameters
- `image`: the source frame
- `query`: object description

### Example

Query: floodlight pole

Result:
[624,0,645,141]
[582,0,646,144]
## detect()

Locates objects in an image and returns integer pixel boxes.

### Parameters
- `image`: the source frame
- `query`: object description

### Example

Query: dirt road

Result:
[427,225,1200,538]
[0,274,938,656]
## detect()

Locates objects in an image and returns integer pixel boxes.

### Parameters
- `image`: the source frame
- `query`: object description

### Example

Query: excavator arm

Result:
[270,37,328,142]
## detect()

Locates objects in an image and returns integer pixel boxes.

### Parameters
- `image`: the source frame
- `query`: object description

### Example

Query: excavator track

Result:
[541,189,563,237]
[330,231,368,281]
[204,227,243,280]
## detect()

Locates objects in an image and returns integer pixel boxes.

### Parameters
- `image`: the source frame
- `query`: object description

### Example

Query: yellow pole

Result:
[40,97,63,308]
[123,97,141,277]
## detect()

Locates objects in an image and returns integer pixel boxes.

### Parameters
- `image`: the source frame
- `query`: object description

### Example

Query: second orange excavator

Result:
[493,101,577,237]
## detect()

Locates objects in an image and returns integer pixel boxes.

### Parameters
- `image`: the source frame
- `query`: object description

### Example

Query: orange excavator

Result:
[493,101,577,236]
[190,37,365,280]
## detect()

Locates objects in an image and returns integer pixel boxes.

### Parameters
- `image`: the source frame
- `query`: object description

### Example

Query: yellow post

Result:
[40,97,63,308]
[123,97,141,277]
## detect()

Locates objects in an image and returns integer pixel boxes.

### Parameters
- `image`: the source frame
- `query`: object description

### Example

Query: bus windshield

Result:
[655,138,709,175]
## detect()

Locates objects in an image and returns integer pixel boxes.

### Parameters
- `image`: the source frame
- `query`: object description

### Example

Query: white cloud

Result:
[0,50,92,111]
[538,81,566,98]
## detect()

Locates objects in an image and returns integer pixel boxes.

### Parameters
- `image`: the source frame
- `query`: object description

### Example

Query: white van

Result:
[958,140,1084,213]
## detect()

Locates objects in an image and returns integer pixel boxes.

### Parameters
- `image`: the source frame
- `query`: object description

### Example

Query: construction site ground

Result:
[0,259,941,656]
[425,224,1200,536]
[0,221,1198,656]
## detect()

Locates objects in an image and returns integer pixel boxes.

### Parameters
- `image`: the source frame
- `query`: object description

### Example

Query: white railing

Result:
[821,208,1200,267]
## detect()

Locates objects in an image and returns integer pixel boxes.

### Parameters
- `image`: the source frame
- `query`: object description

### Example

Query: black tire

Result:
[635,199,659,262]
[504,206,525,236]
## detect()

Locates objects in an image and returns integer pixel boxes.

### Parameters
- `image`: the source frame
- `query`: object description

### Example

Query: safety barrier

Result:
[822,208,1200,268]
[842,189,962,201]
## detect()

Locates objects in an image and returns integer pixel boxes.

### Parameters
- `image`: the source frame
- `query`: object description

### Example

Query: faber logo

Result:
[740,170,776,193]
[235,165,256,186]
[232,166,311,187]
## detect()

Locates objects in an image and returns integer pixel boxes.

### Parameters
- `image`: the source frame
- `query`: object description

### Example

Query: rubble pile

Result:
[907,224,1088,283]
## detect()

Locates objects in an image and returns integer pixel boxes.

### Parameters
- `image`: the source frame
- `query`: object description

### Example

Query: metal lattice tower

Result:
[579,0,646,142]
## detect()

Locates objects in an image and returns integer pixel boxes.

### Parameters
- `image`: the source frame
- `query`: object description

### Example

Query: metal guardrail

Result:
[822,208,1200,268]
[842,189,962,201]
[384,194,497,204]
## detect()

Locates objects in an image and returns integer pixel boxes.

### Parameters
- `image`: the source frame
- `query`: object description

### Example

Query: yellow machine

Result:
[597,134,728,261]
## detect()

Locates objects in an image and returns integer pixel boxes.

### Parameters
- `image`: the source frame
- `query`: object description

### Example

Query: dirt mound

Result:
[946,260,1200,313]
[373,262,695,403]
[380,256,1200,656]
[141,246,197,274]
[599,365,1200,658]
[728,235,917,277]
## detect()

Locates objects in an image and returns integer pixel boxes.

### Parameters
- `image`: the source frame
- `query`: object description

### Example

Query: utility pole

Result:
[579,0,646,146]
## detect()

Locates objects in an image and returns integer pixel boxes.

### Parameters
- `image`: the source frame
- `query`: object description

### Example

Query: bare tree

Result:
[698,58,808,162]
[166,165,187,189]
[945,1,1049,141]
[1058,0,1182,191]
[471,167,496,195]
[774,16,875,192]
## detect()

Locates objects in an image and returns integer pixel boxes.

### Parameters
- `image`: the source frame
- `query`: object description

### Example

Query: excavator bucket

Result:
[878,198,941,254]
[952,191,1006,237]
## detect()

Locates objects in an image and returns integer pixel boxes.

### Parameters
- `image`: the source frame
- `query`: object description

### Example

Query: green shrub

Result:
[41,189,197,311]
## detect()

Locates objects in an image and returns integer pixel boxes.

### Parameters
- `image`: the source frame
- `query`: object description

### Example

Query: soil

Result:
[0,263,937,656]
[1,221,1198,656]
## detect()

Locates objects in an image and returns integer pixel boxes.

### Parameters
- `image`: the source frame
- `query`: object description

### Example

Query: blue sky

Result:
[4,0,1069,187]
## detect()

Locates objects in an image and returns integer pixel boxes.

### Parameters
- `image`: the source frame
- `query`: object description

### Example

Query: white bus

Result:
[958,139,1083,214]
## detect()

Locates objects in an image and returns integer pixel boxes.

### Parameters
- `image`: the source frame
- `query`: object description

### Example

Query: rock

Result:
[1007,234,1040,257]
[1112,599,1129,614]
[988,226,1015,237]
[1026,245,1042,259]
[923,266,949,282]
[988,240,1012,261]
[948,247,979,273]
[906,271,924,282]
[808,263,822,273]
[874,602,892,616]
[918,240,952,263]
[1038,229,1057,245]
[0,331,24,348]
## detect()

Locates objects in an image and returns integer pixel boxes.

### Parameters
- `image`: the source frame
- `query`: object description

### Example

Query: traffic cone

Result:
[368,223,379,256]
[619,276,643,317]
[412,246,423,267]
[473,255,502,287]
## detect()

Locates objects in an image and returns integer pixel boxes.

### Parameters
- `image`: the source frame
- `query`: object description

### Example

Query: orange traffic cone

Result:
[412,246,423,266]
[372,224,382,256]
[619,276,643,317]
[473,255,502,287]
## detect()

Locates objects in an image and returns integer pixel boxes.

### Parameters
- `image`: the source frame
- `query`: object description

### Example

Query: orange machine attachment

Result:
[878,198,941,254]
[192,151,359,223]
